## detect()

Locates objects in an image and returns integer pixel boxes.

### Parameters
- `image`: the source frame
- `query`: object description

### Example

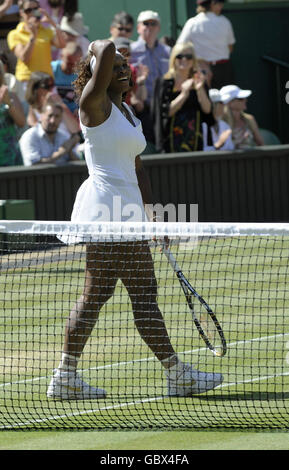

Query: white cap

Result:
[137,10,160,23]
[209,89,224,103]
[220,85,252,104]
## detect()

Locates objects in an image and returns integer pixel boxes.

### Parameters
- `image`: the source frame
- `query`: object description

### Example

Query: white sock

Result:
[161,355,183,372]
[58,353,79,372]
[162,357,187,381]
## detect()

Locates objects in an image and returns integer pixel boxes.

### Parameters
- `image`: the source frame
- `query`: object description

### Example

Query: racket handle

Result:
[162,247,181,273]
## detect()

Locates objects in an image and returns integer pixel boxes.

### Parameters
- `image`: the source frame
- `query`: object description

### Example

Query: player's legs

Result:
[121,241,223,396]
[47,243,118,399]
[62,243,118,362]
[120,241,178,365]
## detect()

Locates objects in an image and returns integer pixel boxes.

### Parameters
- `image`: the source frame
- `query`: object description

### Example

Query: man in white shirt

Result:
[20,102,80,165]
[177,0,235,88]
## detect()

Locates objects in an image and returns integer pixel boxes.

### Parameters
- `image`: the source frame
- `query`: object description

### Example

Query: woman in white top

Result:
[47,40,223,400]
[202,88,234,151]
[220,85,264,149]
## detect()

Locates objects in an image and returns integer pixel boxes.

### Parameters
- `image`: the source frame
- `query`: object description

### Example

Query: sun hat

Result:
[60,12,89,37]
[220,85,252,104]
[137,11,160,23]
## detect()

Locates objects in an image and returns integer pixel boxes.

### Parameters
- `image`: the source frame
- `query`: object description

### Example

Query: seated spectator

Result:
[25,70,79,135]
[108,11,134,41]
[176,0,236,89]
[152,42,213,153]
[130,10,171,145]
[202,88,234,151]
[221,84,264,149]
[51,41,82,115]
[59,11,90,58]
[7,0,66,100]
[0,58,26,166]
[19,101,80,165]
[112,36,149,114]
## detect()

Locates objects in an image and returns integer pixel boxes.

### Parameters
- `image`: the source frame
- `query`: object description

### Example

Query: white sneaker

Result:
[47,369,107,400]
[166,363,223,396]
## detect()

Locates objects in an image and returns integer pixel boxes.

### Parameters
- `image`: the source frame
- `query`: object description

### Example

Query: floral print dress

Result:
[152,77,215,153]
[0,104,23,166]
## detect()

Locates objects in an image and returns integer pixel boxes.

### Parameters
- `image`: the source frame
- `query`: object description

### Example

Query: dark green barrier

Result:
[0,146,289,222]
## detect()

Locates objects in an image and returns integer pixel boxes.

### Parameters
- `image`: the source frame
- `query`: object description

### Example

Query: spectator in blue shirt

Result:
[130,10,170,148]
[51,41,82,115]
[19,102,80,165]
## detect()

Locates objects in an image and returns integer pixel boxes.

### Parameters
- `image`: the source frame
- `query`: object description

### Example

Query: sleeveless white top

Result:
[71,102,147,223]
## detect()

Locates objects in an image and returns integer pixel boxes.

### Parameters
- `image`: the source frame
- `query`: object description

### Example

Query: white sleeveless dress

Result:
[71,102,147,223]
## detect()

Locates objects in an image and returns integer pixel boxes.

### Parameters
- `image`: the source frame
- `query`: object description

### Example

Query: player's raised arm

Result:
[79,40,116,127]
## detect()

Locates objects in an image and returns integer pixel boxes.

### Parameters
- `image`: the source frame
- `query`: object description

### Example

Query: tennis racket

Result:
[163,247,227,357]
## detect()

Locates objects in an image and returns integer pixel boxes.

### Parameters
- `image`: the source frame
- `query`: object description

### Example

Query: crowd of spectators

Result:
[0,0,265,167]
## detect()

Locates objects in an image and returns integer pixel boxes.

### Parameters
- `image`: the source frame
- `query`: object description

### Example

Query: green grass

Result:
[1,431,289,450]
[1,236,289,438]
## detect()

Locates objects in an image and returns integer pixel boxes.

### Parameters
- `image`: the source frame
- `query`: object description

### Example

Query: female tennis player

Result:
[47,40,223,399]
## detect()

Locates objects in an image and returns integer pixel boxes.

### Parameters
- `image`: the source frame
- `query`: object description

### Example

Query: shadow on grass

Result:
[198,391,289,401]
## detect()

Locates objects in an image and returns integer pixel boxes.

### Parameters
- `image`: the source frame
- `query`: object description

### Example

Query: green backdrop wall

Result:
[78,0,187,41]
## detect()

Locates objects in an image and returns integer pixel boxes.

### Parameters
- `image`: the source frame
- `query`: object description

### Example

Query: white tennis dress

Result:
[71,102,147,223]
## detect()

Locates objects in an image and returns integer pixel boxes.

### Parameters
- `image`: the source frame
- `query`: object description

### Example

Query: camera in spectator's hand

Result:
[32,9,42,20]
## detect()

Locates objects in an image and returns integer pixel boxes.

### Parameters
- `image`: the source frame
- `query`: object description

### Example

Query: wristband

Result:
[90,56,96,73]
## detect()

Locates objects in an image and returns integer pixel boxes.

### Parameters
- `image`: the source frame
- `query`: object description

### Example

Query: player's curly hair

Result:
[72,54,93,103]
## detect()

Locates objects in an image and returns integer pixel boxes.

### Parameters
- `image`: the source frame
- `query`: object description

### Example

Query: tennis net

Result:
[0,220,289,430]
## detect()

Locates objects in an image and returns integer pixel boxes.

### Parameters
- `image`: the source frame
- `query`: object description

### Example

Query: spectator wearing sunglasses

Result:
[130,10,170,149]
[25,70,79,135]
[176,0,235,89]
[152,42,214,153]
[109,11,134,41]
[7,0,66,100]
